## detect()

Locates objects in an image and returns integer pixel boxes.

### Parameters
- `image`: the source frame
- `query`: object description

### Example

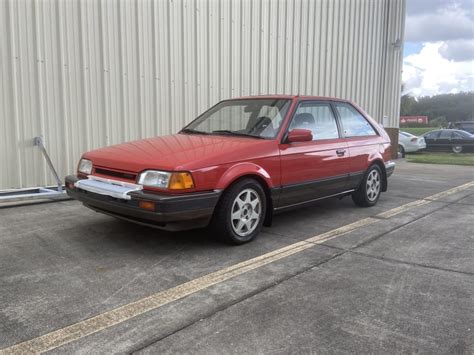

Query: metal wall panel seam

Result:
[10,0,25,187]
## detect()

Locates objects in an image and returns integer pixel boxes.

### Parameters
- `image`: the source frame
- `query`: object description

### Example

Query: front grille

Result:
[94,168,137,181]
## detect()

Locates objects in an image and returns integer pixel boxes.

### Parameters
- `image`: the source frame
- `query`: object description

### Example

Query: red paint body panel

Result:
[79,96,393,199]
[279,139,350,185]
[345,136,386,173]
[83,134,281,193]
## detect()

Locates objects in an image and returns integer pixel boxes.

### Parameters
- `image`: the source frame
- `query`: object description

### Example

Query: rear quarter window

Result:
[334,103,377,137]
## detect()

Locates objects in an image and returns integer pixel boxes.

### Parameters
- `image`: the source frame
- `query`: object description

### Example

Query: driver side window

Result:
[290,102,340,141]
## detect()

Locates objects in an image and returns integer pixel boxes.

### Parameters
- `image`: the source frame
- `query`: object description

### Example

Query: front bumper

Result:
[65,175,221,231]
[385,161,396,178]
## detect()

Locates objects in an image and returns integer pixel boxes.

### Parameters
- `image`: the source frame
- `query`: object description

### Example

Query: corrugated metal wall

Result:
[0,0,405,190]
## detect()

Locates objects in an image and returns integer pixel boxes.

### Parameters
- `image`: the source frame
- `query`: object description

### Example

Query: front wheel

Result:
[352,165,382,207]
[210,178,266,245]
[452,145,463,153]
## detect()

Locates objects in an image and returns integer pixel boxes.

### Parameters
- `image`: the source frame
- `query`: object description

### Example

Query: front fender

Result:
[215,162,274,190]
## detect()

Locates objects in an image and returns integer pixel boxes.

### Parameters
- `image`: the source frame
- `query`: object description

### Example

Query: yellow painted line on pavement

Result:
[377,181,474,218]
[305,217,378,244]
[376,199,431,218]
[1,181,473,354]
[426,181,474,201]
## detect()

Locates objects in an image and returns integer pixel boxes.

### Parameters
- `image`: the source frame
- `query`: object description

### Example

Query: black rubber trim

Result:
[272,173,350,208]
[348,171,365,189]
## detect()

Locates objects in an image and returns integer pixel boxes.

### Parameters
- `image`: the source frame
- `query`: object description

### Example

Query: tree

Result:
[400,95,417,116]
[400,92,474,123]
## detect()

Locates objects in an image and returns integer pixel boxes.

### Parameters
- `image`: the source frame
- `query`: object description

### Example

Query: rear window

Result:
[453,130,473,138]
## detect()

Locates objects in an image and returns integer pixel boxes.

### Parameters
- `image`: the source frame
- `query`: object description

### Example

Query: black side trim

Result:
[275,174,349,208]
[274,189,355,212]
[348,171,365,189]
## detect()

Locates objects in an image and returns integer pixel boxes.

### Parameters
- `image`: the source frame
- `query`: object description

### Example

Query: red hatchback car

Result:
[66,96,394,244]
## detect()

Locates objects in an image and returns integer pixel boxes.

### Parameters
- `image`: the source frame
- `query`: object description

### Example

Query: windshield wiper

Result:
[180,128,209,135]
[211,130,265,139]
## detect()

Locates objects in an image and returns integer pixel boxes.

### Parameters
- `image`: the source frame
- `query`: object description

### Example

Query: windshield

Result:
[183,99,292,139]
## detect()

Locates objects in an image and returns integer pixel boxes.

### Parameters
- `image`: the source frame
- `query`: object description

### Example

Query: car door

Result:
[278,101,350,207]
[332,102,382,189]
[423,131,441,151]
[437,130,453,151]
[452,130,474,151]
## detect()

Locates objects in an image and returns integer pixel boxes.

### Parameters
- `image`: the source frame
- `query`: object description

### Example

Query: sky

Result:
[403,0,474,97]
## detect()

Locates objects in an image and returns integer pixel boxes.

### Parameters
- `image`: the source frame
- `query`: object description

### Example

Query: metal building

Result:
[0,0,405,190]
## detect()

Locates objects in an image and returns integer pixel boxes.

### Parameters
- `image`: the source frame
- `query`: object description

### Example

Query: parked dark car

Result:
[422,129,474,153]
[452,121,474,134]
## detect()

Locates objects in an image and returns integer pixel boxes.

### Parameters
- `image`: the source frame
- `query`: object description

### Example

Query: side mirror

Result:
[287,129,313,143]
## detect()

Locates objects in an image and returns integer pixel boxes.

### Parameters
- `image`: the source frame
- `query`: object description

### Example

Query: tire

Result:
[452,145,463,153]
[210,178,266,245]
[398,144,405,158]
[352,164,382,207]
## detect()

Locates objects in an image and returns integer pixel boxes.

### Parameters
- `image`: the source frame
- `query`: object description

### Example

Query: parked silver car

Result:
[398,131,426,157]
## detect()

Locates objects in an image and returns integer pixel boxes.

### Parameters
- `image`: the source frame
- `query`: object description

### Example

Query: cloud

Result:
[439,39,474,61]
[405,5,474,42]
[402,42,474,97]
[406,0,457,16]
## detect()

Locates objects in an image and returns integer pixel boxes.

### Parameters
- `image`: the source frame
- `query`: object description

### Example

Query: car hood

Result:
[83,133,274,172]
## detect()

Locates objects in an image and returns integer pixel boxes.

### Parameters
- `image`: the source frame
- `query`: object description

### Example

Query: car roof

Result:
[232,94,353,103]
[426,129,471,134]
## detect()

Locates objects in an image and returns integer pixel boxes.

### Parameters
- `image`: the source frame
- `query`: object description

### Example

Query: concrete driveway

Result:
[0,161,473,354]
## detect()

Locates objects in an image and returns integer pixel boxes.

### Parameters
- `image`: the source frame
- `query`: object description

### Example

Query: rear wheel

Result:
[398,144,405,158]
[352,165,382,207]
[452,145,463,153]
[210,178,266,245]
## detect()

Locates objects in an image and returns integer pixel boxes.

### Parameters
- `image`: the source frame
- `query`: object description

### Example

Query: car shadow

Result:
[65,194,390,255]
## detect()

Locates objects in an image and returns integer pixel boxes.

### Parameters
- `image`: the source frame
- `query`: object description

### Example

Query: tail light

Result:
[410,138,417,143]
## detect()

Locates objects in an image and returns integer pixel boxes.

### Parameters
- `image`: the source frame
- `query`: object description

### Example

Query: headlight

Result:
[138,171,171,188]
[138,170,194,190]
[78,159,93,175]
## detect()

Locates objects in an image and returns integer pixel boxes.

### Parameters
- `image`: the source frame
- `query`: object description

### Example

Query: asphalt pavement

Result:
[0,161,473,354]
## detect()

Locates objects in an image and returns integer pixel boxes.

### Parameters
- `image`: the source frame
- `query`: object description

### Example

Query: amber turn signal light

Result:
[138,200,155,211]
[169,172,195,190]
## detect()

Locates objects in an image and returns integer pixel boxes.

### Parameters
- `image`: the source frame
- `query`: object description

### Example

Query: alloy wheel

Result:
[366,169,381,202]
[231,188,262,237]
[452,145,462,153]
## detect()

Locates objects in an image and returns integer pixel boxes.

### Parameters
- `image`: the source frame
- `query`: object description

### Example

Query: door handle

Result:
[336,149,346,157]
